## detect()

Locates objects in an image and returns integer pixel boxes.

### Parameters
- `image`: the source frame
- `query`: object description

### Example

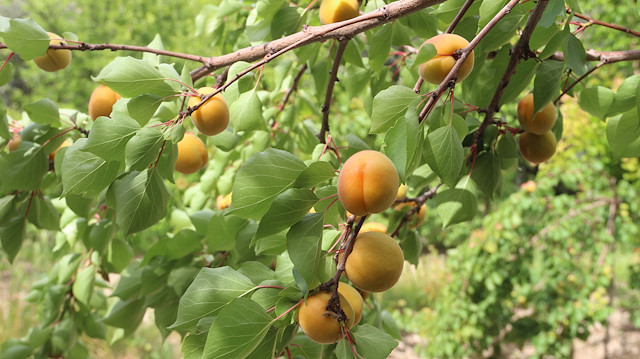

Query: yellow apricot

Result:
[7,134,21,152]
[337,283,364,326]
[341,231,404,292]
[517,94,557,135]
[49,140,72,161]
[518,131,557,165]
[359,221,387,233]
[216,192,232,210]
[188,87,229,136]
[396,184,407,200]
[33,32,72,72]
[337,150,399,216]
[319,0,360,25]
[175,133,208,174]
[88,85,122,120]
[418,33,474,85]
[297,291,355,344]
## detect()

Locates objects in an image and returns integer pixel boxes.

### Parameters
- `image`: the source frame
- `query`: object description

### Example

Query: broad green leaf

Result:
[606,110,640,158]
[146,229,203,263]
[170,266,255,331]
[82,116,140,161]
[368,23,393,72]
[65,194,93,218]
[23,98,60,126]
[111,169,169,236]
[611,74,640,115]
[253,188,318,240]
[409,43,436,68]
[202,298,273,359]
[293,161,336,188]
[127,94,163,126]
[207,214,247,252]
[0,141,48,191]
[26,195,60,230]
[0,99,9,139]
[479,0,508,28]
[539,0,566,28]
[500,59,539,105]
[102,298,146,331]
[370,85,419,134]
[125,127,164,171]
[270,6,300,39]
[61,139,121,197]
[229,148,307,219]
[286,213,324,289]
[436,178,478,227]
[0,195,14,222]
[539,27,567,59]
[578,86,614,120]
[230,90,266,132]
[289,334,326,359]
[470,152,501,197]
[351,324,398,359]
[1,18,49,60]
[0,216,27,263]
[530,23,561,51]
[93,56,179,98]
[183,332,207,359]
[402,230,421,266]
[72,265,95,306]
[562,33,586,76]
[106,238,134,273]
[384,100,423,181]
[423,125,464,187]
[532,61,564,115]
[245,327,278,359]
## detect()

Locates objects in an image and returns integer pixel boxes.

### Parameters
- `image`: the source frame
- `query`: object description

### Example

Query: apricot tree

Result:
[0,0,639,358]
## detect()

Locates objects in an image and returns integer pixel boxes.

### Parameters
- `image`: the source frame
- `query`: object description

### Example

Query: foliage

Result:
[0,0,639,358]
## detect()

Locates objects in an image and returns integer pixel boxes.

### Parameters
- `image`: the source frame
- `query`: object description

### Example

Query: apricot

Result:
[517,94,557,135]
[337,283,364,326]
[297,291,355,344]
[518,131,557,165]
[319,0,360,24]
[49,140,72,161]
[337,150,399,216]
[216,192,232,210]
[33,32,72,72]
[175,133,208,174]
[188,87,229,136]
[88,85,122,120]
[340,231,404,292]
[418,33,474,85]
[7,134,21,152]
[359,221,387,233]
[396,184,407,200]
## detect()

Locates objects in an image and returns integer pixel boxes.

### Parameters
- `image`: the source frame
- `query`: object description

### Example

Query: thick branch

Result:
[318,39,349,144]
[547,49,640,63]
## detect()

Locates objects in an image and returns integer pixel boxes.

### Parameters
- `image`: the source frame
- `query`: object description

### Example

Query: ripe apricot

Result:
[88,85,122,120]
[33,32,72,72]
[188,87,229,136]
[319,0,360,24]
[337,150,399,216]
[7,134,21,152]
[337,283,364,326]
[396,184,407,200]
[341,231,404,292]
[297,291,355,344]
[359,221,387,233]
[216,192,232,210]
[49,140,72,161]
[517,94,557,135]
[175,133,208,174]
[418,33,474,85]
[518,131,557,165]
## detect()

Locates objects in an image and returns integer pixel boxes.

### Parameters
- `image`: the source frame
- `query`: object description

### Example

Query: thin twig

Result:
[318,39,349,144]
[569,9,640,37]
[279,64,308,112]
[390,184,441,237]
[446,0,476,33]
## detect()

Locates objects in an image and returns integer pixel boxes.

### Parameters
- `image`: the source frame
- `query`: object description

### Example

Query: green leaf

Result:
[170,266,255,331]
[0,141,48,191]
[1,18,49,60]
[229,148,307,219]
[82,116,141,161]
[562,33,586,76]
[350,324,398,359]
[500,59,539,105]
[183,332,207,359]
[102,298,146,330]
[532,61,564,115]
[0,216,27,263]
[606,110,640,158]
[146,229,203,263]
[125,128,164,171]
[370,85,419,134]
[72,265,95,306]
[409,43,436,68]
[230,90,266,132]
[578,86,614,120]
[270,6,300,39]
[423,125,464,187]
[539,28,567,59]
[0,100,9,140]
[286,213,324,289]
[611,74,640,115]
[127,94,163,126]
[111,169,169,236]
[479,0,508,28]
[384,100,423,181]
[26,195,60,230]
[436,178,478,227]
[253,188,318,240]
[539,0,566,28]
[293,161,336,188]
[470,152,501,197]
[207,214,247,252]
[368,23,393,72]
[61,139,121,197]
[402,230,421,266]
[202,298,273,359]
[93,56,179,98]
[23,98,60,126]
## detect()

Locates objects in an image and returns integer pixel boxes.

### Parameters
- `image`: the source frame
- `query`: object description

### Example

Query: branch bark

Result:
[318,39,349,144]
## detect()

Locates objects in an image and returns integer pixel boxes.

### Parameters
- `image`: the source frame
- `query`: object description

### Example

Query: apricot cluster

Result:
[517,94,558,164]
[418,33,474,85]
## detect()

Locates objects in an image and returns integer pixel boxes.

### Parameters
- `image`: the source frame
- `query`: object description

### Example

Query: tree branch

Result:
[318,39,349,144]
[278,63,308,113]
[570,9,640,37]
[446,0,476,34]
[547,49,640,63]
[390,184,441,237]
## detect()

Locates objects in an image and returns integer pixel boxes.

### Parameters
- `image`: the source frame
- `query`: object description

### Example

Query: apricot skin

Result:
[8,135,21,152]
[359,221,387,234]
[319,0,360,25]
[175,133,208,174]
[188,87,229,136]
[518,132,557,165]
[418,33,474,85]
[33,32,72,72]
[89,85,122,120]
[341,231,404,293]
[517,94,557,135]
[337,150,399,216]
[297,291,355,344]
[337,283,364,326]
[49,140,72,161]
